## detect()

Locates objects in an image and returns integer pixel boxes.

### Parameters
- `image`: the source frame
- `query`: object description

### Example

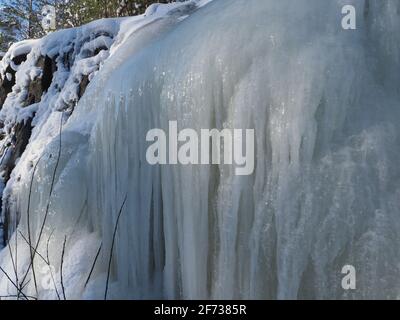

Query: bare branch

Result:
[84,242,102,288]
[60,235,67,300]
[20,112,64,290]
[26,154,43,293]
[104,194,127,300]
[0,266,28,300]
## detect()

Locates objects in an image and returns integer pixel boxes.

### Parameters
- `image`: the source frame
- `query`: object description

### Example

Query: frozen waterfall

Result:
[1,0,400,299]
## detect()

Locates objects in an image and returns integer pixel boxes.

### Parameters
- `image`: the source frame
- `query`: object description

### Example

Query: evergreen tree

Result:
[0,0,181,48]
[0,7,18,52]
[0,0,45,40]
[117,0,176,16]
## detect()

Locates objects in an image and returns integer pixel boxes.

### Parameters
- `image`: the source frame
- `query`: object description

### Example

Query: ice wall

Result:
[1,0,400,299]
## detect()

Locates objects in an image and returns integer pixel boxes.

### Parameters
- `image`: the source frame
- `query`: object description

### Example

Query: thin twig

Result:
[60,235,67,300]
[18,229,60,299]
[14,224,18,298]
[46,230,61,300]
[0,294,37,300]
[20,279,31,292]
[20,112,63,290]
[46,229,55,265]
[18,231,47,265]
[26,155,43,293]
[104,194,127,300]
[70,197,87,239]
[84,243,102,288]
[6,237,17,291]
[0,266,28,300]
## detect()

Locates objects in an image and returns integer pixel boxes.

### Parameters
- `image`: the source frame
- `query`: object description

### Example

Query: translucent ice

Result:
[1,0,400,299]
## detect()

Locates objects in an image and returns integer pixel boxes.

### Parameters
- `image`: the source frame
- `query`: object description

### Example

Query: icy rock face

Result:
[0,23,119,249]
[1,0,400,300]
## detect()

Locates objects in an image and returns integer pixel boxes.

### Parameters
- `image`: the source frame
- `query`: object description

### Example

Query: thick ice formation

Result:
[1,0,400,299]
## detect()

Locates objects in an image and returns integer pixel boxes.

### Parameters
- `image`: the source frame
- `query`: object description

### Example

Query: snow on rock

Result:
[0,40,38,77]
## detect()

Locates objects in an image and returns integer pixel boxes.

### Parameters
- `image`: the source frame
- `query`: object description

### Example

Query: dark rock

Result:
[0,53,29,109]
[78,74,90,99]
[42,55,57,93]
[1,118,33,245]
[24,55,58,107]
[0,65,16,109]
